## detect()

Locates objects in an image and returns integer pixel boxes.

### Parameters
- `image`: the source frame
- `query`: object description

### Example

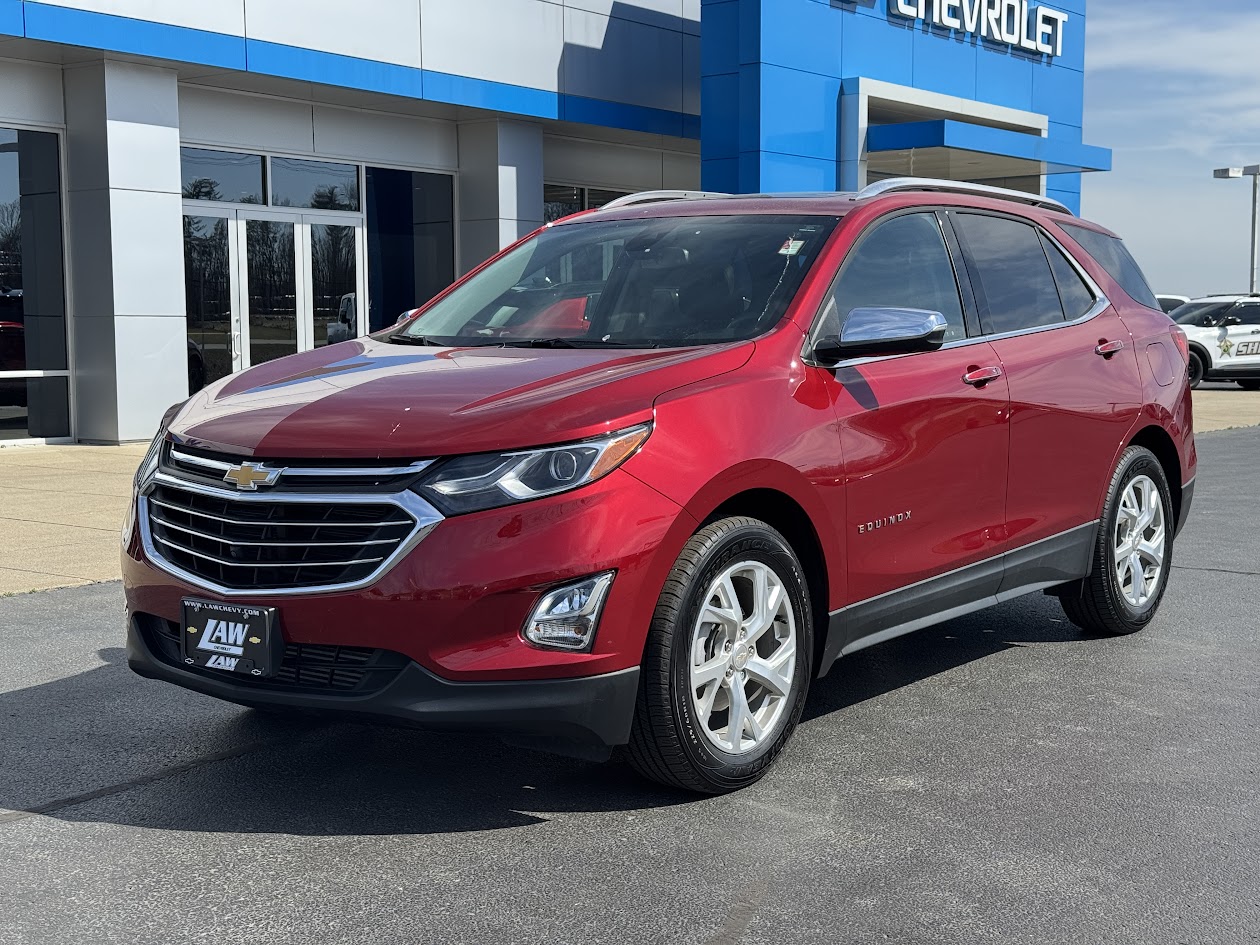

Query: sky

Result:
[1081,0,1260,298]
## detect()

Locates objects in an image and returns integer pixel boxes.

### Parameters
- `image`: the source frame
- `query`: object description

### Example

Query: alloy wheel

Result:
[688,561,797,754]
[1113,474,1166,608]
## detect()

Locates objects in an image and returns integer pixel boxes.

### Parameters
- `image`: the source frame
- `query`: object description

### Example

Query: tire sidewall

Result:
[1100,449,1174,628]
[667,524,812,784]
[1188,352,1205,388]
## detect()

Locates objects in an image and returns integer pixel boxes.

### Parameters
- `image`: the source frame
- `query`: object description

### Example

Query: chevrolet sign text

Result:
[891,0,1069,58]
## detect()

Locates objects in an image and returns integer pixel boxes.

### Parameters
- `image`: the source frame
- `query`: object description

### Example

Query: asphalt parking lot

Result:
[2,428,1258,945]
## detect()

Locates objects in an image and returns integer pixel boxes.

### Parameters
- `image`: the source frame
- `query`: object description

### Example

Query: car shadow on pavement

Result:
[2,595,1087,836]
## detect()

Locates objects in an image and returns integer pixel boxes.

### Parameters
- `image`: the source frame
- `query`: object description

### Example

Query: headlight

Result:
[133,400,186,491]
[414,423,651,515]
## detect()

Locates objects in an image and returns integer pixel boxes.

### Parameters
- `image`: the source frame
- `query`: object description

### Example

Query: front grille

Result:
[141,615,409,695]
[145,481,418,591]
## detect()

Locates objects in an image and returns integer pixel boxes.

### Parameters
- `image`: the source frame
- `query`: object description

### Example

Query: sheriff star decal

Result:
[1220,337,1235,358]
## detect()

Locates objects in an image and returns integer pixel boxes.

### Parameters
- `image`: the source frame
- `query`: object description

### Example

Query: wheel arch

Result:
[1186,341,1212,369]
[703,488,832,676]
[1128,424,1184,526]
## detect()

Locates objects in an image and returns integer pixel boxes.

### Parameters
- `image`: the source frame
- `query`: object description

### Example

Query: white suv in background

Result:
[1172,295,1260,389]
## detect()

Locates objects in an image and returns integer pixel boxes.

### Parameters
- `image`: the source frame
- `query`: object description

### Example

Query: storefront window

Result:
[271,158,360,211]
[0,126,69,439]
[544,184,630,223]
[364,167,454,331]
[181,148,265,203]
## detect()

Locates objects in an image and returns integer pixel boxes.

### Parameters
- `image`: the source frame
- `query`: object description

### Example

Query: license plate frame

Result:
[180,599,282,678]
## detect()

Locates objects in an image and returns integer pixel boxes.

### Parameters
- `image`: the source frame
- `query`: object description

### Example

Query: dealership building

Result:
[0,0,1109,443]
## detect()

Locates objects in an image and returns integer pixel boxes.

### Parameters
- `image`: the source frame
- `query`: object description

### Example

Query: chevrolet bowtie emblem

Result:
[223,461,283,491]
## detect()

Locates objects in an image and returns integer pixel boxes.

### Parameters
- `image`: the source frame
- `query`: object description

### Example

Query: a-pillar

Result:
[63,59,186,443]
[456,119,544,274]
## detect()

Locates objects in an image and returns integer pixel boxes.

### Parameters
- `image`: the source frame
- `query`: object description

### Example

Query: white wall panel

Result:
[113,316,189,439]
[662,150,699,189]
[105,120,181,192]
[422,0,564,92]
[564,0,681,27]
[562,8,681,113]
[178,86,313,154]
[312,106,456,170]
[35,0,246,35]
[0,59,64,126]
[681,0,700,34]
[244,0,421,68]
[108,189,184,318]
[544,135,666,191]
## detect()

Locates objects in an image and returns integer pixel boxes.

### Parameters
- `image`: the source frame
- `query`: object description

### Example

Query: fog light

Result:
[522,572,614,651]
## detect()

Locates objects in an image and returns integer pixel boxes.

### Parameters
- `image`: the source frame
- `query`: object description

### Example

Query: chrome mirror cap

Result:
[813,307,949,362]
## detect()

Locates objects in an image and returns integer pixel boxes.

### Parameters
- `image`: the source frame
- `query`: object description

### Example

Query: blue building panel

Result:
[0,0,22,38]
[700,0,1107,198]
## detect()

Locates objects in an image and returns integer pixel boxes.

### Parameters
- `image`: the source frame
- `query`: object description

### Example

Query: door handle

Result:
[962,365,1003,386]
[1095,339,1126,357]
[231,331,241,359]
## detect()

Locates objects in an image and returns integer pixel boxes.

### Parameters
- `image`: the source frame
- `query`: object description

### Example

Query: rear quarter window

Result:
[1059,223,1160,311]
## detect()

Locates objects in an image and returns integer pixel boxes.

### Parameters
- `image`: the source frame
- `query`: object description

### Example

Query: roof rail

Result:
[598,190,729,210]
[856,177,1074,216]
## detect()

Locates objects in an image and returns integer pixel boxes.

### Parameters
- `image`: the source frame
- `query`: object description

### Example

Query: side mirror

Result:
[812,307,949,362]
[1221,315,1242,327]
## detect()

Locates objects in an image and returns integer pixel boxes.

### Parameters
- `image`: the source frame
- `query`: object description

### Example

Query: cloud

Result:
[1081,2,1260,295]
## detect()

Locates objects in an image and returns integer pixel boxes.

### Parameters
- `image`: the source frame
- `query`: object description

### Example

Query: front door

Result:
[812,210,1010,652]
[182,209,365,392]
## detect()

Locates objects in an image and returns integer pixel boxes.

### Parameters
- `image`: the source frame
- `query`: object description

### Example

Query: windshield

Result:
[1173,302,1234,327]
[389,215,838,348]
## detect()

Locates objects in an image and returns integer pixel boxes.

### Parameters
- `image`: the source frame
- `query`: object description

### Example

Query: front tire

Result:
[1059,446,1173,636]
[627,517,813,794]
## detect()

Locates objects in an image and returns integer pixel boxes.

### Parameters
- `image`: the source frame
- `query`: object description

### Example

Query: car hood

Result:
[170,337,753,458]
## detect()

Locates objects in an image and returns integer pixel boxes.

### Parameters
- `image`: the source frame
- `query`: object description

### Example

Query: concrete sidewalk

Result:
[0,442,147,594]
[0,388,1255,596]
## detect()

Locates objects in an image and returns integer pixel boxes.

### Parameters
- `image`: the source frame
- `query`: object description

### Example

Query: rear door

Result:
[949,210,1143,585]
[812,210,1010,649]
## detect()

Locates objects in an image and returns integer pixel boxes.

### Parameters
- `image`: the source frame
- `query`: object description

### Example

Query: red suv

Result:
[124,179,1196,793]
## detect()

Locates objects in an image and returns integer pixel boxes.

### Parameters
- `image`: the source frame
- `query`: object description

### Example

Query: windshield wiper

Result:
[387,333,448,346]
[500,337,645,349]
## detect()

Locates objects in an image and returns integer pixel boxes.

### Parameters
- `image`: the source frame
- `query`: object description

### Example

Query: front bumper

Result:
[127,613,640,757]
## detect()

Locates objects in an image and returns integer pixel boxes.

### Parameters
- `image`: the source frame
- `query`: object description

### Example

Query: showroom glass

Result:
[819,212,966,342]
[391,215,838,347]
[180,148,265,203]
[311,223,357,347]
[183,214,232,391]
[364,167,454,331]
[1039,231,1096,320]
[245,219,298,366]
[0,126,69,439]
[271,157,359,211]
[543,184,631,223]
[954,213,1066,334]
[1060,222,1160,310]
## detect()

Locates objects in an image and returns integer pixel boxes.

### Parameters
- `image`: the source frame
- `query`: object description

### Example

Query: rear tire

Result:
[626,517,813,794]
[1188,351,1206,389]
[1059,446,1173,636]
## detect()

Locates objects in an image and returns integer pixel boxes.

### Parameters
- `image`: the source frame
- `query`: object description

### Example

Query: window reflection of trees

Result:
[311,224,356,347]
[183,214,231,386]
[246,219,297,366]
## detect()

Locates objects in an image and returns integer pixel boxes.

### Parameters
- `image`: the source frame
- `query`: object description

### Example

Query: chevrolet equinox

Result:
[124,179,1196,793]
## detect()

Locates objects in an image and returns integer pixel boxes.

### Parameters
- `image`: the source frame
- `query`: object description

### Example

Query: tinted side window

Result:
[818,212,966,342]
[1232,303,1260,326]
[954,213,1064,334]
[1059,223,1160,310]
[1040,232,1095,321]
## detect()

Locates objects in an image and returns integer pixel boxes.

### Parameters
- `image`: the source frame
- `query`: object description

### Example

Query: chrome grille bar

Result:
[139,469,444,596]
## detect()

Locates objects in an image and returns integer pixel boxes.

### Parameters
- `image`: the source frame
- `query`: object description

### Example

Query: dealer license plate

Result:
[181,599,281,678]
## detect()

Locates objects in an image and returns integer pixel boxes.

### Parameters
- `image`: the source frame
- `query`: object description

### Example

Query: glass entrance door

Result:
[182,209,365,392]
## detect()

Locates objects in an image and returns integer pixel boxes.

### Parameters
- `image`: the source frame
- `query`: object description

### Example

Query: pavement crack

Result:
[1172,565,1260,577]
[0,737,286,826]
